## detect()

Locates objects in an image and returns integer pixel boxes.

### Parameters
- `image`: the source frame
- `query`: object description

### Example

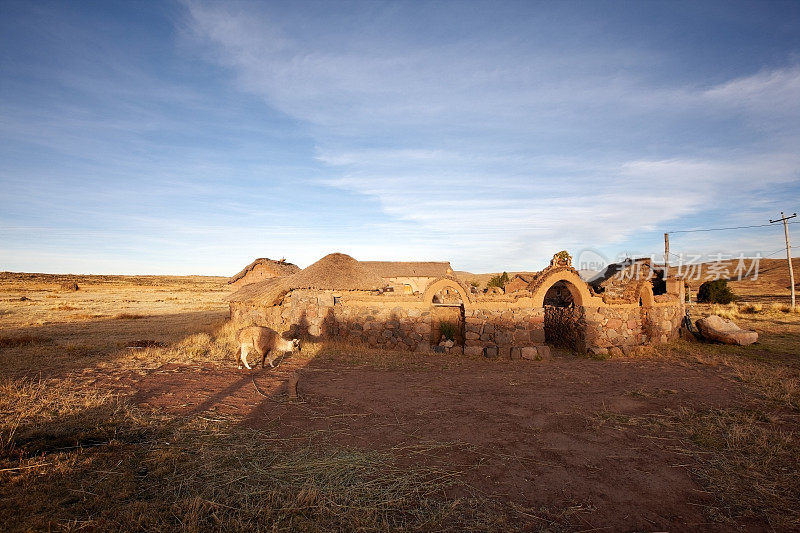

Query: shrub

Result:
[697,279,737,304]
[487,272,509,289]
[439,322,458,341]
[739,303,762,314]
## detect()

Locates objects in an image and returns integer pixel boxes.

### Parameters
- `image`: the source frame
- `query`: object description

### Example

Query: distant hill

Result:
[677,257,799,304]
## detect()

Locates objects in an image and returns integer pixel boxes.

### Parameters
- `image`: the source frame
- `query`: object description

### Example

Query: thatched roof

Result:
[228,278,288,304]
[229,258,299,284]
[362,261,452,278]
[229,253,387,306]
[289,253,386,291]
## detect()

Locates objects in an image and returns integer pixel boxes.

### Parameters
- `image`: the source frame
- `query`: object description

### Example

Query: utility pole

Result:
[770,212,797,310]
[664,233,670,279]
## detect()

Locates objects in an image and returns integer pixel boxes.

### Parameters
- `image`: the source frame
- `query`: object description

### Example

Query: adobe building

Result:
[362,261,453,294]
[228,258,300,290]
[229,251,685,359]
[504,273,535,293]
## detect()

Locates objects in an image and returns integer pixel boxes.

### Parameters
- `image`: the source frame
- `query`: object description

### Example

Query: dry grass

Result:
[595,405,799,529]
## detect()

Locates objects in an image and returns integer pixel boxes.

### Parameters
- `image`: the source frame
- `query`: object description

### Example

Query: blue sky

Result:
[1,1,798,275]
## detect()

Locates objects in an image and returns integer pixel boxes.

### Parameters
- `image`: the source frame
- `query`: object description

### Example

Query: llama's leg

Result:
[240,344,252,370]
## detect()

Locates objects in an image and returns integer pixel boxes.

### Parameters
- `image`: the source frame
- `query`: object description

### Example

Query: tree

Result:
[487,271,509,288]
[697,279,737,304]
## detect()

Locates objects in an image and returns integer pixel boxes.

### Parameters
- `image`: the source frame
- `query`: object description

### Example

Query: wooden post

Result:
[664,233,670,279]
[770,212,797,310]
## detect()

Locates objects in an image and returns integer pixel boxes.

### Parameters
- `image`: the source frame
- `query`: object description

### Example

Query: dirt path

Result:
[129,352,748,531]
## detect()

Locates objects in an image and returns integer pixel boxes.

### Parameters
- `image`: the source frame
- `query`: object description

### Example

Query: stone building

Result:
[228,258,300,290]
[229,251,685,359]
[362,261,453,294]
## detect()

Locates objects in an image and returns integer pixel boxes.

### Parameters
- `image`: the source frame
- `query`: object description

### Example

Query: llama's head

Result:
[291,338,301,352]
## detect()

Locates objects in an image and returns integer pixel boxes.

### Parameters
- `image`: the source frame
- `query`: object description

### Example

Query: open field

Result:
[1,273,799,531]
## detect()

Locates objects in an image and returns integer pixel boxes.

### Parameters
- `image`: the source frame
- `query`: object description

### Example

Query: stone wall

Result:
[463,307,546,358]
[230,288,685,358]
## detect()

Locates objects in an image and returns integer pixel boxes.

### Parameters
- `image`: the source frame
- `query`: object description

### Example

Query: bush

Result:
[697,279,737,304]
[439,322,458,341]
[487,272,509,289]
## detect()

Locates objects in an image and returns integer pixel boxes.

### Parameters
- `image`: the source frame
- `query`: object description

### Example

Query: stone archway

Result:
[541,279,584,350]
[529,269,591,308]
[422,278,471,349]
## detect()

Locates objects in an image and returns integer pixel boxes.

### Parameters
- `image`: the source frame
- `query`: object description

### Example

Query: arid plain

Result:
[1,271,798,531]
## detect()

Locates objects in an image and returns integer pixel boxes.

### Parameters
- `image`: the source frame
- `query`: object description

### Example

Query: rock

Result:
[588,346,608,357]
[433,345,446,353]
[60,281,79,291]
[621,345,634,356]
[529,329,545,343]
[483,346,498,359]
[696,315,758,346]
[439,339,455,348]
[510,347,521,360]
[495,331,513,345]
[609,346,624,357]
[520,346,538,360]
[464,346,483,357]
[537,345,552,360]
[606,318,623,329]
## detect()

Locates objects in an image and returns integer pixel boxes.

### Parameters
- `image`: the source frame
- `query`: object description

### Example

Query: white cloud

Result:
[176,3,800,271]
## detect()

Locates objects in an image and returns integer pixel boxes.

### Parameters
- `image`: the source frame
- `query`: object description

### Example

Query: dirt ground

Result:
[132,353,746,530]
[1,272,799,531]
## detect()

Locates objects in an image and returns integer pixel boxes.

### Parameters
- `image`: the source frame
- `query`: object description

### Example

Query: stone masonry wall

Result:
[463,307,547,359]
[231,290,684,357]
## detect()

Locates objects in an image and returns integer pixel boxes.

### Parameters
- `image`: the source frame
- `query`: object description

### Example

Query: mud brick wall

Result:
[462,307,545,357]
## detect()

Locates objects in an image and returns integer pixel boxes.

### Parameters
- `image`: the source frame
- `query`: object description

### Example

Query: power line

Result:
[667,221,800,234]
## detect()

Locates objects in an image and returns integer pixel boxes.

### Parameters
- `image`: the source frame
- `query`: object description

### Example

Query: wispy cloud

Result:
[1,2,798,274]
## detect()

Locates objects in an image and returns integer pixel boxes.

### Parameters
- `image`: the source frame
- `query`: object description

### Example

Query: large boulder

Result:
[696,315,758,346]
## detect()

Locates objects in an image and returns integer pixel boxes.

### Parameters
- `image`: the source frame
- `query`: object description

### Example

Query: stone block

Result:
[609,346,624,357]
[588,346,608,357]
[483,346,499,359]
[464,346,483,357]
[530,329,545,344]
[416,342,431,353]
[537,345,552,360]
[495,331,513,345]
[520,346,538,360]
[510,347,521,360]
